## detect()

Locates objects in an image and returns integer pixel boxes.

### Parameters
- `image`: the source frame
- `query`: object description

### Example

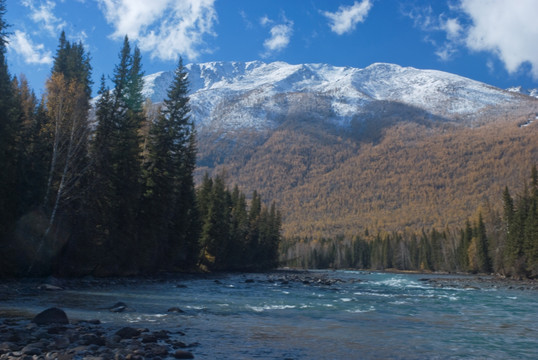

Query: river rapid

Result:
[1,270,537,359]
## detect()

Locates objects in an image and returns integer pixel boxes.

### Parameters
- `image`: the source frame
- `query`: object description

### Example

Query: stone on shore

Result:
[32,307,69,326]
[115,326,141,339]
[174,349,195,359]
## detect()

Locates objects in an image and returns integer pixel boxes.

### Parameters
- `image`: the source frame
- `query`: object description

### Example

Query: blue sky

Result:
[5,0,538,95]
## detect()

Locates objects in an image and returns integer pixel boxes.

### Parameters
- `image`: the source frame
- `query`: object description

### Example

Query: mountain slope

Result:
[144,61,534,130]
[141,61,538,237]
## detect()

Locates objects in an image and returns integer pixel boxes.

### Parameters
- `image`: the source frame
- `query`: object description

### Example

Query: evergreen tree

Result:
[52,31,92,99]
[229,185,249,268]
[144,57,198,270]
[199,175,231,270]
[0,0,18,241]
[475,213,492,273]
[85,76,116,267]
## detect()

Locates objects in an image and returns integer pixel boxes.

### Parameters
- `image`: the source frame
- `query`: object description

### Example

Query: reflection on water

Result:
[1,271,537,359]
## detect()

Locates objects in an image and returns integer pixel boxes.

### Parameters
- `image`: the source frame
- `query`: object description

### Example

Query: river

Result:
[1,270,537,359]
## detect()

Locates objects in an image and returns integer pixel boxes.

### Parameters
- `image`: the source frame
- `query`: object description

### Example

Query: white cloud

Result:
[406,0,538,78]
[260,16,293,57]
[460,0,538,78]
[96,0,217,61]
[322,0,372,35]
[441,18,462,40]
[259,15,272,27]
[22,0,66,36]
[7,30,53,65]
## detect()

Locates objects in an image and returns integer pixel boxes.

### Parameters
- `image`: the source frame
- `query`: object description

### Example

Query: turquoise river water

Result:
[1,270,537,359]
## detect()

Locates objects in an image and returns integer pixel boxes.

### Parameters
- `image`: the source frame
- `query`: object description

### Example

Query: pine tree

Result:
[230,185,249,268]
[199,175,231,270]
[87,76,116,259]
[143,57,198,270]
[475,213,492,273]
[0,0,18,241]
[104,36,144,271]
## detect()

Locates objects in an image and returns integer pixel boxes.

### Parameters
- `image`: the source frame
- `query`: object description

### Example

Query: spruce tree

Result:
[107,36,144,271]
[144,57,198,270]
[475,213,492,273]
[0,0,17,241]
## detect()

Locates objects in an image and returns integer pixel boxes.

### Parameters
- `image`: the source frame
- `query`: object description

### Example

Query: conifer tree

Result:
[90,36,144,272]
[475,213,491,273]
[144,57,198,270]
[0,0,18,241]
[199,175,231,270]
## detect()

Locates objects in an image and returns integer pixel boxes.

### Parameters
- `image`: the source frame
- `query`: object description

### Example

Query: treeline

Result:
[281,165,538,278]
[0,4,280,277]
[198,175,281,271]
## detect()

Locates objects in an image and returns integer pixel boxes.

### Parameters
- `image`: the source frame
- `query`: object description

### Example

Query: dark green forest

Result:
[0,2,280,277]
[281,165,538,278]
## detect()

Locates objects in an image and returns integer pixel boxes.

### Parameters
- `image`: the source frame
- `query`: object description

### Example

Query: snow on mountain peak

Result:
[507,86,538,99]
[142,61,534,131]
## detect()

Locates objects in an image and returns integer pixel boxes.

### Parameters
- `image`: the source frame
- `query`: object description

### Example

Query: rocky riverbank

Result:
[418,275,538,291]
[0,307,196,359]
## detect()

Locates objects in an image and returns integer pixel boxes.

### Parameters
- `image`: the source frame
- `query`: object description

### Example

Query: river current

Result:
[1,270,537,359]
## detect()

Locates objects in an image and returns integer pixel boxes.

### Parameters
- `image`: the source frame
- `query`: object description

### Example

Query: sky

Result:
[5,0,538,96]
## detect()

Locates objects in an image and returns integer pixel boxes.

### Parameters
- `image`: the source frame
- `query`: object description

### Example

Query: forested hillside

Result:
[0,3,281,277]
[281,165,538,278]
[201,112,537,238]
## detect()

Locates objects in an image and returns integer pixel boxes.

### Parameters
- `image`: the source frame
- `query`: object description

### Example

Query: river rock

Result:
[53,335,71,349]
[0,341,17,353]
[32,307,69,325]
[141,334,158,343]
[152,329,171,340]
[109,301,128,312]
[145,344,169,357]
[21,342,45,356]
[174,350,195,359]
[81,333,106,346]
[115,326,141,339]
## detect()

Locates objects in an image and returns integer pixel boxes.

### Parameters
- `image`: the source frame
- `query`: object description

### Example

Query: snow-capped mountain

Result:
[507,86,538,99]
[142,61,537,132]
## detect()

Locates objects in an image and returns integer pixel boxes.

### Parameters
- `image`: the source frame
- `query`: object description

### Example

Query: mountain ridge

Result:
[139,60,538,237]
[142,60,536,132]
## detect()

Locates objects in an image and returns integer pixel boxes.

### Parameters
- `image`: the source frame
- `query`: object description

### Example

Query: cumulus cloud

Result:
[260,15,293,57]
[7,30,53,65]
[406,0,538,78]
[322,0,372,35]
[460,0,538,78]
[22,0,66,36]
[96,0,217,61]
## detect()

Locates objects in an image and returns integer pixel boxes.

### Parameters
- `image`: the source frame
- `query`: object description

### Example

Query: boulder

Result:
[115,326,141,339]
[32,308,69,326]
[174,350,194,359]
